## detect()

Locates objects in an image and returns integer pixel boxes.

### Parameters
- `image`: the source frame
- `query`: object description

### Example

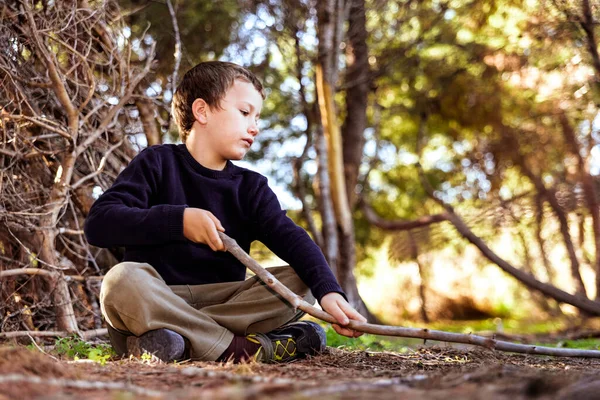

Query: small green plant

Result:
[53,335,115,365]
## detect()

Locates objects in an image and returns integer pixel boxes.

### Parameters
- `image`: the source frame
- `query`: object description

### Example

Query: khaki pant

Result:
[100,262,314,361]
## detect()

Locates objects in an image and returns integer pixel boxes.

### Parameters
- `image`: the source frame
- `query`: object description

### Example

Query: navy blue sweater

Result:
[84,144,343,302]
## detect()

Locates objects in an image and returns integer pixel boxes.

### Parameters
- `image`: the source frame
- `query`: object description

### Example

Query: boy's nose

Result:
[248,122,259,136]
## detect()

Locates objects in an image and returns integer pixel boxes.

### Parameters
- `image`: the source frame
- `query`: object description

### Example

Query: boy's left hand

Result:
[320,292,367,338]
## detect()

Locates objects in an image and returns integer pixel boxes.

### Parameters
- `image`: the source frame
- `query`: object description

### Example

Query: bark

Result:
[316,0,374,320]
[342,0,370,207]
[314,0,341,278]
[220,232,600,358]
[315,125,339,276]
[135,97,162,146]
[560,112,600,300]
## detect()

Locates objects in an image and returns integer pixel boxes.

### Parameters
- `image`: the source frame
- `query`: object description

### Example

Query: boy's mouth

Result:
[242,138,254,146]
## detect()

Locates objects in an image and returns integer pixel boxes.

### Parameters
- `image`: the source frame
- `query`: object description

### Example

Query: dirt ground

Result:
[1,344,600,400]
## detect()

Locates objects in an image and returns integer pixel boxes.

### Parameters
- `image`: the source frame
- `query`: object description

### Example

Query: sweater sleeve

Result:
[84,147,187,248]
[251,178,345,302]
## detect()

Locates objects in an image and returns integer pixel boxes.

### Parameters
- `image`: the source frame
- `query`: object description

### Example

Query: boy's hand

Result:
[320,292,367,338]
[183,208,226,251]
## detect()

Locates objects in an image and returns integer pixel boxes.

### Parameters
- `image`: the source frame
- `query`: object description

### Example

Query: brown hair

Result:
[171,61,265,142]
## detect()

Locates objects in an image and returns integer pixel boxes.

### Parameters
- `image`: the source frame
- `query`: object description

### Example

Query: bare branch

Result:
[361,200,450,230]
[4,114,71,139]
[71,139,124,190]
[76,42,155,155]
[23,0,78,136]
[0,328,107,340]
[166,0,182,95]
[0,373,162,398]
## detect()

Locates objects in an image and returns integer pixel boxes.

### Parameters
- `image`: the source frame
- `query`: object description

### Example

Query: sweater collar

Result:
[178,144,236,178]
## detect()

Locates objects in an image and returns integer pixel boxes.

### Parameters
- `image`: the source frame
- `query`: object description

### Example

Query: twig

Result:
[26,333,60,361]
[166,0,181,93]
[0,328,107,340]
[0,374,162,398]
[0,267,103,282]
[360,200,450,230]
[219,232,600,358]
[71,139,124,190]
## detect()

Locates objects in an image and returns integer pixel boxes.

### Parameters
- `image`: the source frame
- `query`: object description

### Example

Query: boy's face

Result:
[195,79,263,166]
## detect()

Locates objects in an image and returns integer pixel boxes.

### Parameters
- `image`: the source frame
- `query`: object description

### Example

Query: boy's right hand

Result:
[183,208,226,251]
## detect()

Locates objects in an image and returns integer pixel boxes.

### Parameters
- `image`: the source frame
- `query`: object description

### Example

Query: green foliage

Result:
[53,336,115,366]
[121,0,241,75]
[324,324,411,352]
[544,338,600,350]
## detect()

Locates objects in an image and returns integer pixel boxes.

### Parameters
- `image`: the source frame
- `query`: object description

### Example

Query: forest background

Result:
[1,0,600,340]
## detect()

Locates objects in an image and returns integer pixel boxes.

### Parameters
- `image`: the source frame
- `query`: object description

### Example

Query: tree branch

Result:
[23,1,78,137]
[360,199,449,230]
[581,0,600,84]
[0,373,161,397]
[0,328,107,340]
[219,232,600,358]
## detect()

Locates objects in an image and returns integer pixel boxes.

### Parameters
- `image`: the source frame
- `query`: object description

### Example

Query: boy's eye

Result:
[240,110,249,116]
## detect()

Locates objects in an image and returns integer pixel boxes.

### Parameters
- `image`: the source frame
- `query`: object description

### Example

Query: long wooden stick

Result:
[219,232,600,358]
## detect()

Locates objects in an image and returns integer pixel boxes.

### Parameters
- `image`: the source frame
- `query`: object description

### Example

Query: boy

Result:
[84,61,366,363]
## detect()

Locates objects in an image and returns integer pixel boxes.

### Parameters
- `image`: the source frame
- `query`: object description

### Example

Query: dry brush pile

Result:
[0,0,159,336]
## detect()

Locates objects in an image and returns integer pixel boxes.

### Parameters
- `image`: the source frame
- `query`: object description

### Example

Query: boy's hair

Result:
[172,61,266,142]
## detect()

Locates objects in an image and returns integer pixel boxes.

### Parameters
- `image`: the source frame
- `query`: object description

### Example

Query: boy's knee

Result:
[101,262,158,300]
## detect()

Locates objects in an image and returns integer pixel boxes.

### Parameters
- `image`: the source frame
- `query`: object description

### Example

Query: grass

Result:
[536,338,600,350]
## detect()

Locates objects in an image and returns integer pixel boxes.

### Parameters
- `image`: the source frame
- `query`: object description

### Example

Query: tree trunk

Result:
[342,0,370,208]
[316,0,375,320]
[315,125,339,277]
[37,153,80,333]
[136,97,162,146]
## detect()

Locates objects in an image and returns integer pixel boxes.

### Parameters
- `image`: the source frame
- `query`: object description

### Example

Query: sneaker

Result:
[247,321,326,363]
[126,328,185,362]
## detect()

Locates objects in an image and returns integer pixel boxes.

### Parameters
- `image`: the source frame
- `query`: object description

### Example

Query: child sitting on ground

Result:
[84,61,366,363]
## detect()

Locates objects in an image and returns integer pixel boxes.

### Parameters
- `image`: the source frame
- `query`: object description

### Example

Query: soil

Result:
[2,345,600,399]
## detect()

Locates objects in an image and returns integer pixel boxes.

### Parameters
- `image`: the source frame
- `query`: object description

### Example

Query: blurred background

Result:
[2,0,600,341]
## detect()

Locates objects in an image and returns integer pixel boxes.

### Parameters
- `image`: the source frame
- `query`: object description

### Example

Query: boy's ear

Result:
[191,98,209,124]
